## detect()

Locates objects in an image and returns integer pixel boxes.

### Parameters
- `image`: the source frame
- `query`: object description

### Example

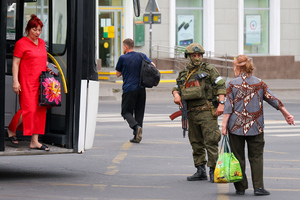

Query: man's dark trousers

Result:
[121,88,146,129]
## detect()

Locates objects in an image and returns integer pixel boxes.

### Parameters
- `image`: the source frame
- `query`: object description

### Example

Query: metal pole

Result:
[149,11,152,59]
[225,53,228,80]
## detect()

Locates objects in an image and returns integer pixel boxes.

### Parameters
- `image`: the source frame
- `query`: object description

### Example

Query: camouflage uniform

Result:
[172,43,226,181]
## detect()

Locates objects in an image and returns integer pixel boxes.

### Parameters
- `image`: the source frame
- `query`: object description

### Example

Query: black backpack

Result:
[139,53,160,88]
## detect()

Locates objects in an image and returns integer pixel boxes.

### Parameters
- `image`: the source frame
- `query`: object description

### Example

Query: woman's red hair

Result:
[25,14,43,35]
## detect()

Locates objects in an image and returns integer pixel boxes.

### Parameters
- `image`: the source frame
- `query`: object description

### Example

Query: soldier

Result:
[172,43,226,182]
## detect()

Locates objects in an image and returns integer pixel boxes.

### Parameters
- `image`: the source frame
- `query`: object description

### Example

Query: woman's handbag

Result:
[214,135,243,183]
[39,71,61,107]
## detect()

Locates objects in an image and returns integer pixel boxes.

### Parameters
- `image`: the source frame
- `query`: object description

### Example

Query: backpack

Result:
[139,53,160,88]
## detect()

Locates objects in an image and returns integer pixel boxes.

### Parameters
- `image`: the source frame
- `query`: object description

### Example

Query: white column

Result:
[238,0,244,54]
[203,0,214,53]
[124,1,134,40]
[270,0,280,55]
[95,0,99,59]
[169,0,176,57]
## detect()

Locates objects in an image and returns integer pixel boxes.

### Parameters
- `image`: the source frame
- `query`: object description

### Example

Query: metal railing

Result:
[152,44,237,79]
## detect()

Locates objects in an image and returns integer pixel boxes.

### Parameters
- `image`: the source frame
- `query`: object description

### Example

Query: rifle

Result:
[169,80,188,138]
[169,72,208,119]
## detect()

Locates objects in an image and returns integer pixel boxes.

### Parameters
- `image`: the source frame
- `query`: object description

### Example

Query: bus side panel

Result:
[0,0,7,151]
[78,80,88,153]
[84,80,99,149]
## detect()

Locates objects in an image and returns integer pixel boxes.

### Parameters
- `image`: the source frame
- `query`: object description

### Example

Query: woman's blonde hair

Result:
[233,55,254,75]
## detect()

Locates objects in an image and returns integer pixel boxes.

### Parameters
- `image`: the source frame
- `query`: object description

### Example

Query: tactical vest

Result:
[177,63,217,101]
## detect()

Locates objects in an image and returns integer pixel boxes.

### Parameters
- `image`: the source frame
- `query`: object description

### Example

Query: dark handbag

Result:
[139,53,160,88]
[39,71,61,106]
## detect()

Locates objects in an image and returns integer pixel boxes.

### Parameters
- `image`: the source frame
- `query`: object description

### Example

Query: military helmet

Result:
[184,43,205,58]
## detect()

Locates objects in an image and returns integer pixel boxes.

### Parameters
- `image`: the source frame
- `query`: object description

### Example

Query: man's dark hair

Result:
[123,38,134,49]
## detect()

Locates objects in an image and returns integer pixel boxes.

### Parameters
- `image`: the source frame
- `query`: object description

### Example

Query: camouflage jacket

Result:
[172,62,226,108]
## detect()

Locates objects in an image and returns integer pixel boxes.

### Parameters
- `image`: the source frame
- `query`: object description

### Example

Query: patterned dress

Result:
[223,74,283,136]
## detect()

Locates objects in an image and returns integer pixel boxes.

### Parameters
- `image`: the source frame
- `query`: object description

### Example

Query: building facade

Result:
[97,0,300,78]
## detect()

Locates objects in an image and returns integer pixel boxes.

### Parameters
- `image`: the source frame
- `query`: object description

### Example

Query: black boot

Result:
[209,167,215,183]
[187,164,208,181]
[254,188,270,196]
[134,125,142,143]
[129,134,138,143]
[130,125,142,143]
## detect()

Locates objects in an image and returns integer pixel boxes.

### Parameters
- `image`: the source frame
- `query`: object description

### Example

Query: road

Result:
[0,99,299,200]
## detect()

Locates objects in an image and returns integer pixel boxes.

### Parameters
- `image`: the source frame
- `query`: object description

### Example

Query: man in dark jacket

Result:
[115,38,155,143]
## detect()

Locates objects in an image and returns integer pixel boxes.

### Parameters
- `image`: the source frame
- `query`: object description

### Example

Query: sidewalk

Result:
[99,79,300,104]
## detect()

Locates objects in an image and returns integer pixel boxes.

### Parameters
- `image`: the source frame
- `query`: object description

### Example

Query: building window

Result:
[244,0,269,54]
[176,0,203,46]
[98,0,122,6]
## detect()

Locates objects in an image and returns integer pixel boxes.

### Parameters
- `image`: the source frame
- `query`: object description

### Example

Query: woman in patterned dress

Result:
[221,55,295,196]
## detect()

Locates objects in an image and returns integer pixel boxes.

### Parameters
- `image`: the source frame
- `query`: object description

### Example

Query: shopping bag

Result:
[214,135,243,183]
[39,71,61,107]
[228,153,243,182]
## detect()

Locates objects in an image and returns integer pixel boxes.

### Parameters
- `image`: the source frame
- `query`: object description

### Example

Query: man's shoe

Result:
[209,167,215,183]
[129,137,139,143]
[236,190,245,195]
[187,165,208,181]
[135,126,142,143]
[254,188,270,196]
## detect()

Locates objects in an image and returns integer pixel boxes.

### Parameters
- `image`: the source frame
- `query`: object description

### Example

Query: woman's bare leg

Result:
[7,114,23,144]
[30,134,49,150]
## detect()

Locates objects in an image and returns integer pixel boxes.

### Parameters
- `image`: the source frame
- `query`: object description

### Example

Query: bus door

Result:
[0,0,99,155]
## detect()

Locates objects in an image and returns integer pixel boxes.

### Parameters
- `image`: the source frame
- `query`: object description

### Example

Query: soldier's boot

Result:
[187,164,208,181]
[209,167,215,183]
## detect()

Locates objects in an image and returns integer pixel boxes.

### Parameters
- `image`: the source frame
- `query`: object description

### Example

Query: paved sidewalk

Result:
[99,79,300,104]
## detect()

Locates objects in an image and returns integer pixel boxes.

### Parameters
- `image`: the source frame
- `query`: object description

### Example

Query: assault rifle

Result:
[169,80,188,138]
[169,73,209,137]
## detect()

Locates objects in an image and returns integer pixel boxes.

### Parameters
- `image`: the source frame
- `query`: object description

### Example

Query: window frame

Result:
[175,2,204,47]
[238,0,280,55]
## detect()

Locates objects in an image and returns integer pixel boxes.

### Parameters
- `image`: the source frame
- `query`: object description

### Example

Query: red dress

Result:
[8,37,47,136]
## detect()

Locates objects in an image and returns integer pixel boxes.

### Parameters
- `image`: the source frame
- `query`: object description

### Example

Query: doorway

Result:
[98,9,122,68]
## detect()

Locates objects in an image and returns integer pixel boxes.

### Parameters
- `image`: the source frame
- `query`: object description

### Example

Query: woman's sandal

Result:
[30,144,50,151]
[8,136,19,145]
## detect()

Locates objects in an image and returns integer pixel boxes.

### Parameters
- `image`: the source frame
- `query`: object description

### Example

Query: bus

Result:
[0,0,99,155]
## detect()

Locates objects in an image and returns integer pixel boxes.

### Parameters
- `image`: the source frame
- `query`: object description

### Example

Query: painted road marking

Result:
[217,184,230,200]
[97,114,300,125]
[267,133,300,136]
[105,141,132,175]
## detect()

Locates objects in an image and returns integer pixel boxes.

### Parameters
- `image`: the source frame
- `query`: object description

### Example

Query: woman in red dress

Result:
[7,14,50,151]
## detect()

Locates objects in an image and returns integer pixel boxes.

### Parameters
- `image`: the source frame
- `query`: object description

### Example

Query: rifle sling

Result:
[182,67,199,90]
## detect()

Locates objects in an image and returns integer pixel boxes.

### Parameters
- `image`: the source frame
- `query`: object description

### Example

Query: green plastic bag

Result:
[214,135,243,183]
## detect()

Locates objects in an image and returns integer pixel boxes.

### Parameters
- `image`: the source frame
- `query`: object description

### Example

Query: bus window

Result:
[6,2,17,75]
[52,0,67,54]
[23,0,49,43]
[7,2,16,40]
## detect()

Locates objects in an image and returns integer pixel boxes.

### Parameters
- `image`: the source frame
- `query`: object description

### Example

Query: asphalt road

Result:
[0,99,299,200]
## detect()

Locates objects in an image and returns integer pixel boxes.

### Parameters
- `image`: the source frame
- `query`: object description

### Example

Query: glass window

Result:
[176,0,203,47]
[6,2,16,40]
[52,0,67,54]
[176,0,202,7]
[24,0,49,42]
[98,0,122,6]
[244,0,269,54]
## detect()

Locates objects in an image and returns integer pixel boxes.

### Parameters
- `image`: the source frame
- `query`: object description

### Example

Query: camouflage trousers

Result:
[187,109,221,168]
